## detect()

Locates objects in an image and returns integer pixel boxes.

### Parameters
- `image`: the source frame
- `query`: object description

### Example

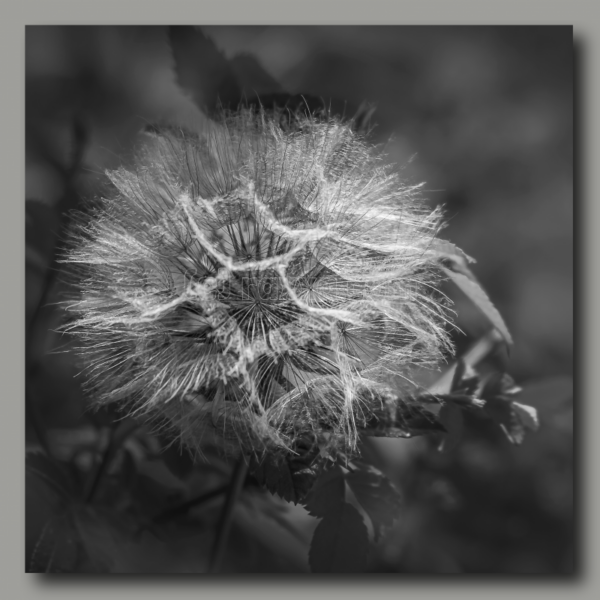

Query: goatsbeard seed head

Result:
[62,109,454,460]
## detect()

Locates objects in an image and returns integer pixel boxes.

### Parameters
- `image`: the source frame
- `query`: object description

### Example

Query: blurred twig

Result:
[208,457,248,573]
[84,419,140,504]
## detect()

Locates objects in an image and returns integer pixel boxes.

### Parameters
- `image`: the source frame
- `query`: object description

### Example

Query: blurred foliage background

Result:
[26,26,573,573]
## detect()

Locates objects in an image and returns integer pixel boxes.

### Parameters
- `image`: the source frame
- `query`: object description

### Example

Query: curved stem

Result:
[207,457,248,573]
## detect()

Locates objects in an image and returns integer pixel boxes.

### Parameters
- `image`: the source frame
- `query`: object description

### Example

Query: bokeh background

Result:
[26,26,573,573]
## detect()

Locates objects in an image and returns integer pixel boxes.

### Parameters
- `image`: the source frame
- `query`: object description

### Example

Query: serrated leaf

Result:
[308,503,369,573]
[168,26,241,115]
[304,465,345,517]
[243,492,307,545]
[428,238,476,274]
[249,450,319,505]
[345,465,402,541]
[263,457,295,504]
[291,468,319,502]
[441,266,513,346]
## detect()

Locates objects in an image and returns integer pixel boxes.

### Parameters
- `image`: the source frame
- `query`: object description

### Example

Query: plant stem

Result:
[85,419,139,504]
[207,457,248,574]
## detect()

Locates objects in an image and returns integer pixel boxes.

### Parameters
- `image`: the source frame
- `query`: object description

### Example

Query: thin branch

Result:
[85,419,140,504]
[207,457,248,573]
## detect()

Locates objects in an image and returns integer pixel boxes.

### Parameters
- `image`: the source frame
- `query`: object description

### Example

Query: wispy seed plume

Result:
[62,109,454,460]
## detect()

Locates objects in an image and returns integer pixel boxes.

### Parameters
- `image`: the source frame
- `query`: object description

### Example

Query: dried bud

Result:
[62,109,453,460]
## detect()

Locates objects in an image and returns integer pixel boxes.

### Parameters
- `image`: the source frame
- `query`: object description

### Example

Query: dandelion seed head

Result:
[63,109,453,460]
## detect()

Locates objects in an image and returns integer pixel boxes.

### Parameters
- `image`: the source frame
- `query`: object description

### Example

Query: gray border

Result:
[4,0,590,598]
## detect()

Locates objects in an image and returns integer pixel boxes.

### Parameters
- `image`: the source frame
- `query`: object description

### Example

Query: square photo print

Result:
[25,25,573,574]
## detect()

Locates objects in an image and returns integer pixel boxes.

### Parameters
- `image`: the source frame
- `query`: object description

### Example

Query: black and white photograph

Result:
[25,25,573,574]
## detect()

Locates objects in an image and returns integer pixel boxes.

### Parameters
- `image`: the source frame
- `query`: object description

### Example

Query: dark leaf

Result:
[450,359,481,397]
[168,26,241,115]
[304,464,346,517]
[441,266,513,346]
[249,442,320,504]
[438,403,465,453]
[483,372,522,399]
[290,467,319,502]
[432,361,485,412]
[481,373,538,444]
[230,54,284,95]
[483,395,514,435]
[308,503,369,573]
[346,464,402,541]
[243,491,307,545]
[258,456,296,504]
